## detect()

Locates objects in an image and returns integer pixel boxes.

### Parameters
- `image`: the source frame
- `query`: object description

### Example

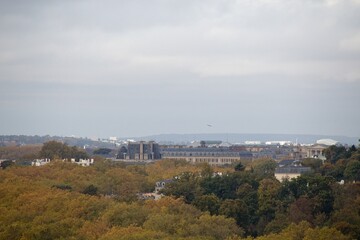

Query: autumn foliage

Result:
[0,143,359,239]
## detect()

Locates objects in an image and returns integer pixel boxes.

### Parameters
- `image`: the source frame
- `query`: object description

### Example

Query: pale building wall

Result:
[275,173,301,182]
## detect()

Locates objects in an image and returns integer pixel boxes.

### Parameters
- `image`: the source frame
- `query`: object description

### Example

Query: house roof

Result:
[278,159,296,167]
[275,166,311,174]
[157,179,173,183]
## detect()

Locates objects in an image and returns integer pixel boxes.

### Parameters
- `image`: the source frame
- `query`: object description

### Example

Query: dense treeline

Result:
[163,145,360,239]
[0,141,89,164]
[0,159,242,239]
[39,141,89,160]
[0,142,359,239]
[0,144,42,161]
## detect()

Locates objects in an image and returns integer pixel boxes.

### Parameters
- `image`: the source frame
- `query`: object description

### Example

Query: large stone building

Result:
[117,141,161,160]
[161,147,244,166]
[293,144,328,160]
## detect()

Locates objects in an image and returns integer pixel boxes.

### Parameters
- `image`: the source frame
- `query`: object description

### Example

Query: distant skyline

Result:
[1,0,360,138]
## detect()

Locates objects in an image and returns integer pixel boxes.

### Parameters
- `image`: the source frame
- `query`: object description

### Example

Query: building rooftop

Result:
[275,166,311,174]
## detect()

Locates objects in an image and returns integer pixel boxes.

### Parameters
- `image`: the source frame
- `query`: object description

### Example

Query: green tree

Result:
[263,213,289,235]
[344,160,360,182]
[200,163,214,178]
[99,226,167,240]
[323,146,349,164]
[219,199,250,228]
[71,146,89,160]
[303,226,349,240]
[0,160,14,169]
[39,141,88,160]
[104,203,149,227]
[302,158,323,172]
[320,163,345,181]
[162,172,202,203]
[82,184,98,196]
[235,162,246,172]
[201,172,253,200]
[193,194,221,215]
[251,159,277,180]
[190,214,243,239]
[258,179,281,220]
[288,196,315,224]
[98,168,143,202]
[39,141,67,159]
[236,182,259,233]
[302,175,335,215]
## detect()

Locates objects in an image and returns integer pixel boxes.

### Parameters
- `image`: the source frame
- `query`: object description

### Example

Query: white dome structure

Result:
[316,139,339,146]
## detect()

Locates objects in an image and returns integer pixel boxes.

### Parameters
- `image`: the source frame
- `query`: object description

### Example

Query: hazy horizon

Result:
[1,132,358,146]
[1,1,360,138]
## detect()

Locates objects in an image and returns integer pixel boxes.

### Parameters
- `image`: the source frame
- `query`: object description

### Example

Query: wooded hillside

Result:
[0,143,359,239]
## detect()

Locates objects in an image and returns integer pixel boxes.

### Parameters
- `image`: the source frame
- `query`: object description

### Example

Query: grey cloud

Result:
[0,0,359,137]
[2,1,359,84]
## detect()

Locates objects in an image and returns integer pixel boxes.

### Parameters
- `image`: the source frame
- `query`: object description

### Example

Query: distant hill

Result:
[0,135,114,148]
[131,133,359,145]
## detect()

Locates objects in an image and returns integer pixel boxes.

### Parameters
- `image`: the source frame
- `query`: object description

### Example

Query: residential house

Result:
[32,158,51,166]
[70,158,94,167]
[275,162,311,182]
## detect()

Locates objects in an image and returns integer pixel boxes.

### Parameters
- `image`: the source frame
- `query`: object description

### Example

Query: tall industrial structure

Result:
[117,141,161,160]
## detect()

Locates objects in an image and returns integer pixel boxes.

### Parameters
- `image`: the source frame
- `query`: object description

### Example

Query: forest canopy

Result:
[0,143,359,239]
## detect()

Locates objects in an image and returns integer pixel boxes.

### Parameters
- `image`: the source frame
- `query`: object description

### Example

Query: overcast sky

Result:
[1,0,359,138]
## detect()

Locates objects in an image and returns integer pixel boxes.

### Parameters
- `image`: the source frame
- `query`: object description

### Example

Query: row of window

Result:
[163,152,238,157]
[191,158,239,163]
[163,156,240,164]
